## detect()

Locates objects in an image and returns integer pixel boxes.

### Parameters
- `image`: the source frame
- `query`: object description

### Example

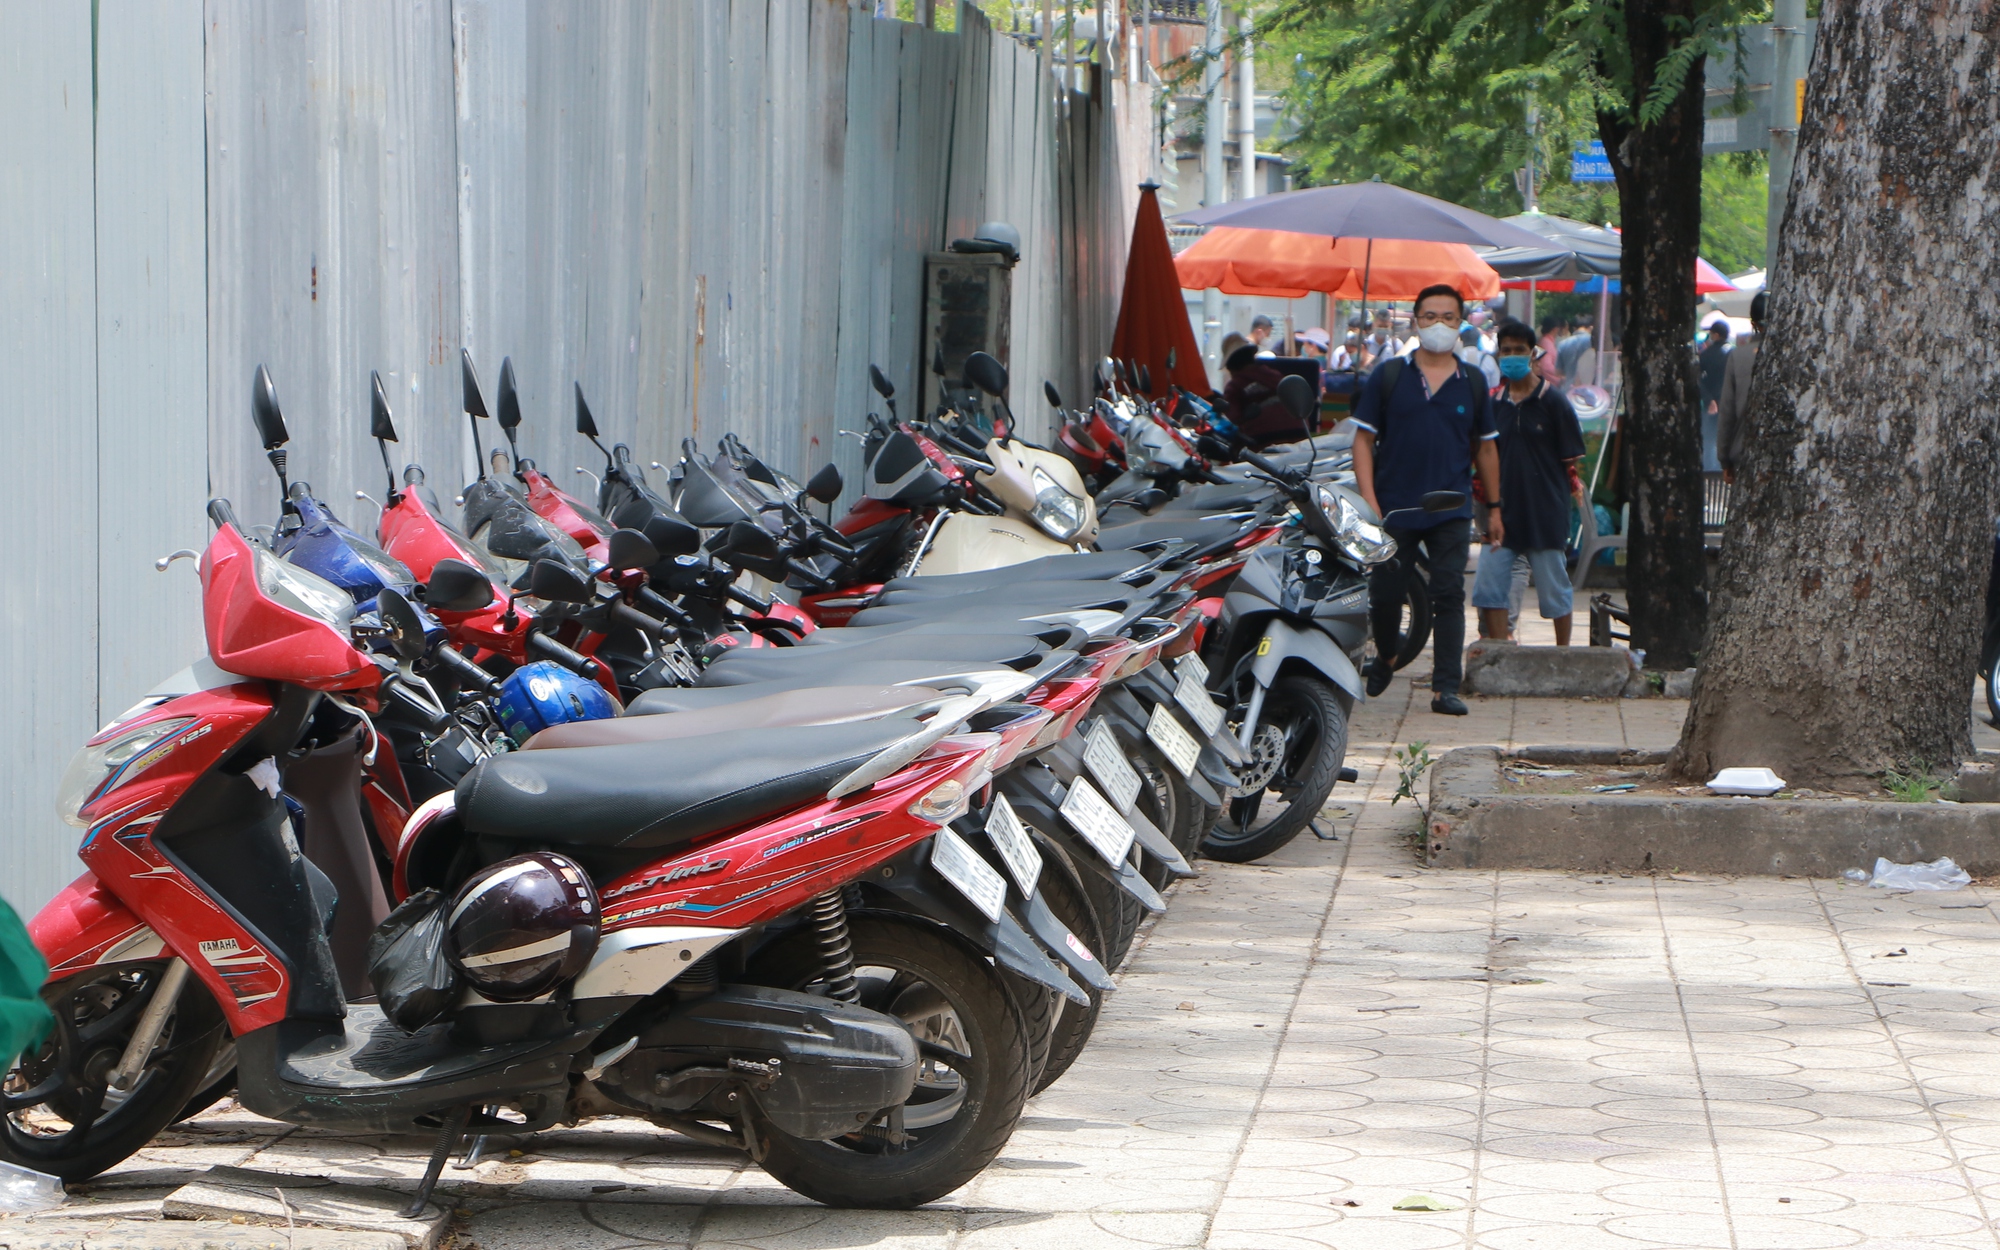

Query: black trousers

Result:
[1368,517,1471,695]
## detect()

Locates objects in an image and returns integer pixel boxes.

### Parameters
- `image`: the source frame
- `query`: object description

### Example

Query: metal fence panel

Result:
[0,3,102,911]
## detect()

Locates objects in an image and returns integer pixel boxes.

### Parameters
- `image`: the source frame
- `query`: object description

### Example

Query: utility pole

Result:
[1766,0,1806,274]
[1236,7,1256,201]
[1202,0,1226,373]
[1523,98,1539,212]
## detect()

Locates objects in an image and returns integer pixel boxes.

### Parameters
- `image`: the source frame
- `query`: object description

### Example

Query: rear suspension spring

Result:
[807,890,860,1003]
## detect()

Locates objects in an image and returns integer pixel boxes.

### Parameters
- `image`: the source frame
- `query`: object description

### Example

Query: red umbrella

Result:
[1112,184,1210,400]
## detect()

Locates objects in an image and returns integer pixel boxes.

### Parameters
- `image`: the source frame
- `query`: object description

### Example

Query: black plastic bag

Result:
[366,889,460,1033]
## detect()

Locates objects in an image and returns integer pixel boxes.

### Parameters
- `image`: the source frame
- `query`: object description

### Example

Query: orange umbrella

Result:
[1176,228,1501,300]
[1112,184,1211,399]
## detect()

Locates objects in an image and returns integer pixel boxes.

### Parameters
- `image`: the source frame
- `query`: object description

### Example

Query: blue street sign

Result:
[1571,140,1614,183]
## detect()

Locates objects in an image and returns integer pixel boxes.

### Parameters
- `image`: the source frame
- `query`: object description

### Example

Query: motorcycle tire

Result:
[1031,845,1107,1095]
[742,913,1030,1209]
[1,962,226,1182]
[1201,675,1350,864]
[1988,651,2000,728]
[1391,579,1431,672]
[1127,743,1185,890]
[173,1042,238,1124]
[998,971,1056,1096]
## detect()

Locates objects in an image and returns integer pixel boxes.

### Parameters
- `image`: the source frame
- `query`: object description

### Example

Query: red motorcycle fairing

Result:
[833,496,907,538]
[68,682,299,1034]
[800,584,883,628]
[520,465,610,561]
[202,526,375,692]
[376,489,529,659]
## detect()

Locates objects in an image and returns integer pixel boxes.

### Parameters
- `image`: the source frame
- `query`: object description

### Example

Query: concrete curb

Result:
[1425,745,2000,876]
[1459,641,1695,699]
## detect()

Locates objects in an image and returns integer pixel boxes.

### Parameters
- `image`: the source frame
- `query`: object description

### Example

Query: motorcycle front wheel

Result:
[1201,675,1350,864]
[1391,579,1432,671]
[742,913,1030,1209]
[1,962,225,1182]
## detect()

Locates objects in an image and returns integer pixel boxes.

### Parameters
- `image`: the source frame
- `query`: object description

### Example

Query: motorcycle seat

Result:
[525,684,944,749]
[1094,516,1247,551]
[456,718,919,850]
[1158,481,1271,513]
[848,584,1148,628]
[877,550,1147,596]
[698,633,1050,686]
[625,657,1072,715]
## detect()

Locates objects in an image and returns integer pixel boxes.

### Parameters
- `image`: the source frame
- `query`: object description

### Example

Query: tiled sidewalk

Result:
[37,673,2000,1249]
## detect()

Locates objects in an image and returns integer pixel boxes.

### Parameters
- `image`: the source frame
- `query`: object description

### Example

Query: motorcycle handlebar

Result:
[634,585,697,633]
[608,600,669,640]
[430,643,500,695]
[527,631,603,681]
[785,558,835,592]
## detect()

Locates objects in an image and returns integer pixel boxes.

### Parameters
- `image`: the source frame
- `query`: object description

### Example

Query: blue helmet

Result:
[494,662,619,745]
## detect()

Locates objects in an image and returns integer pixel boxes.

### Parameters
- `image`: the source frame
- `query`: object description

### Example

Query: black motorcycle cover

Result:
[365,889,461,1033]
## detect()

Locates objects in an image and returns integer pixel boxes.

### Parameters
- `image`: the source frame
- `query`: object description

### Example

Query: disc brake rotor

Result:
[1231,722,1288,796]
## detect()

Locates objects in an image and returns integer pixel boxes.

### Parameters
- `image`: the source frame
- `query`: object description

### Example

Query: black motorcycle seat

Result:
[1160,481,1271,513]
[848,583,1146,628]
[627,657,1066,715]
[878,550,1147,596]
[868,577,1140,610]
[1095,516,1246,551]
[699,634,1048,687]
[456,719,918,850]
[529,685,942,748]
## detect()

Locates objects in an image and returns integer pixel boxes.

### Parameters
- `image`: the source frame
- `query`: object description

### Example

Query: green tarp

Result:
[0,901,51,1068]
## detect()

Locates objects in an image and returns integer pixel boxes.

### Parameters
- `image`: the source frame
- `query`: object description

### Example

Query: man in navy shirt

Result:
[1350,284,1505,715]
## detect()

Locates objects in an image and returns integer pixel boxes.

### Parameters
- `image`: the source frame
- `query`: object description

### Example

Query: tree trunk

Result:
[1599,0,1709,670]
[1671,0,2000,790]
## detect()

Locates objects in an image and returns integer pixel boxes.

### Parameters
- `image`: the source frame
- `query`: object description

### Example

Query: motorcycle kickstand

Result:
[452,1105,499,1171]
[401,1104,473,1219]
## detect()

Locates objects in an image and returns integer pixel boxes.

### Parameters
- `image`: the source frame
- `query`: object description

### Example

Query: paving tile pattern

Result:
[27,643,2000,1248]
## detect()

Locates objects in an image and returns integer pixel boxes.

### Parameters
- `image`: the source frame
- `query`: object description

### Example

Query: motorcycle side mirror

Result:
[963,351,1008,398]
[251,365,288,449]
[718,519,781,564]
[496,357,523,457]
[1139,363,1153,393]
[375,586,428,664]
[612,498,702,556]
[605,527,661,572]
[1164,348,1176,371]
[574,382,600,439]
[805,462,843,504]
[369,371,398,442]
[1421,490,1468,514]
[529,559,595,605]
[1134,487,1169,510]
[931,342,948,377]
[1277,374,1318,425]
[424,558,495,613]
[1043,380,1063,410]
[460,349,490,418]
[1095,359,1114,390]
[868,364,895,400]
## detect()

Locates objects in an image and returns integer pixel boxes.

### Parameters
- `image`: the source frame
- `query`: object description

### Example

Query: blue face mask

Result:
[1498,355,1533,380]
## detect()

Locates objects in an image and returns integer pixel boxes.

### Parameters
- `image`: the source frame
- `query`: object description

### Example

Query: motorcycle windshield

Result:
[277,493,416,601]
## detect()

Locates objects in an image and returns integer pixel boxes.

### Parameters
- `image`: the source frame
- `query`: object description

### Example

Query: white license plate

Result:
[1060,777,1137,866]
[984,795,1043,899]
[1146,703,1201,778]
[1175,671,1226,737]
[1177,652,1209,689]
[931,827,1007,923]
[1082,720,1142,813]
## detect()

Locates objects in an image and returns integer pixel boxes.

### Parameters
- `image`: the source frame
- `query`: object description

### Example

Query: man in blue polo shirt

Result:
[1350,284,1505,715]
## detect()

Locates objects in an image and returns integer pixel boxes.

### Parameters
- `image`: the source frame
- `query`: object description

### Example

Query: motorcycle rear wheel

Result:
[1202,675,1349,864]
[1,962,225,1182]
[742,914,1030,1209]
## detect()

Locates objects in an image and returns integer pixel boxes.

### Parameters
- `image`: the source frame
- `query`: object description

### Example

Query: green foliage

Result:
[1700,151,1768,274]
[1391,741,1435,806]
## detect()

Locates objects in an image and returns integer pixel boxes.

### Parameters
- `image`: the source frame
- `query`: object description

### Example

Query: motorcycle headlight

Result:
[1326,487,1396,566]
[255,546,354,628]
[1028,466,1087,542]
[57,717,196,827]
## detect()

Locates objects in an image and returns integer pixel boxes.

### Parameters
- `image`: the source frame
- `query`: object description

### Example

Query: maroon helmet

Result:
[446,852,600,1001]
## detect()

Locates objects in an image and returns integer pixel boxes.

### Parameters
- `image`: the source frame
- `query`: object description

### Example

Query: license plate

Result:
[1146,703,1201,778]
[931,828,1007,923]
[1175,671,1226,737]
[1060,777,1137,866]
[983,796,1043,898]
[1082,720,1142,813]
[1177,652,1209,689]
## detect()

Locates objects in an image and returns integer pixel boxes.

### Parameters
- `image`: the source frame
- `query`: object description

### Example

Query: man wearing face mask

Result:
[1472,320,1586,646]
[1350,284,1503,715]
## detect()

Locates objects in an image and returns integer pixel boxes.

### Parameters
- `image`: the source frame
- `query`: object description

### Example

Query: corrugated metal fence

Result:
[0,0,1148,913]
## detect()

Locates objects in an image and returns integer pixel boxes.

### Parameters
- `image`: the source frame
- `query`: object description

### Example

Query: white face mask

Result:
[1417,323,1461,354]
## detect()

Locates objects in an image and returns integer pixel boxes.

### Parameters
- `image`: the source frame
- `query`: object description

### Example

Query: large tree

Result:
[1671,0,2000,789]
[1269,0,1764,667]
